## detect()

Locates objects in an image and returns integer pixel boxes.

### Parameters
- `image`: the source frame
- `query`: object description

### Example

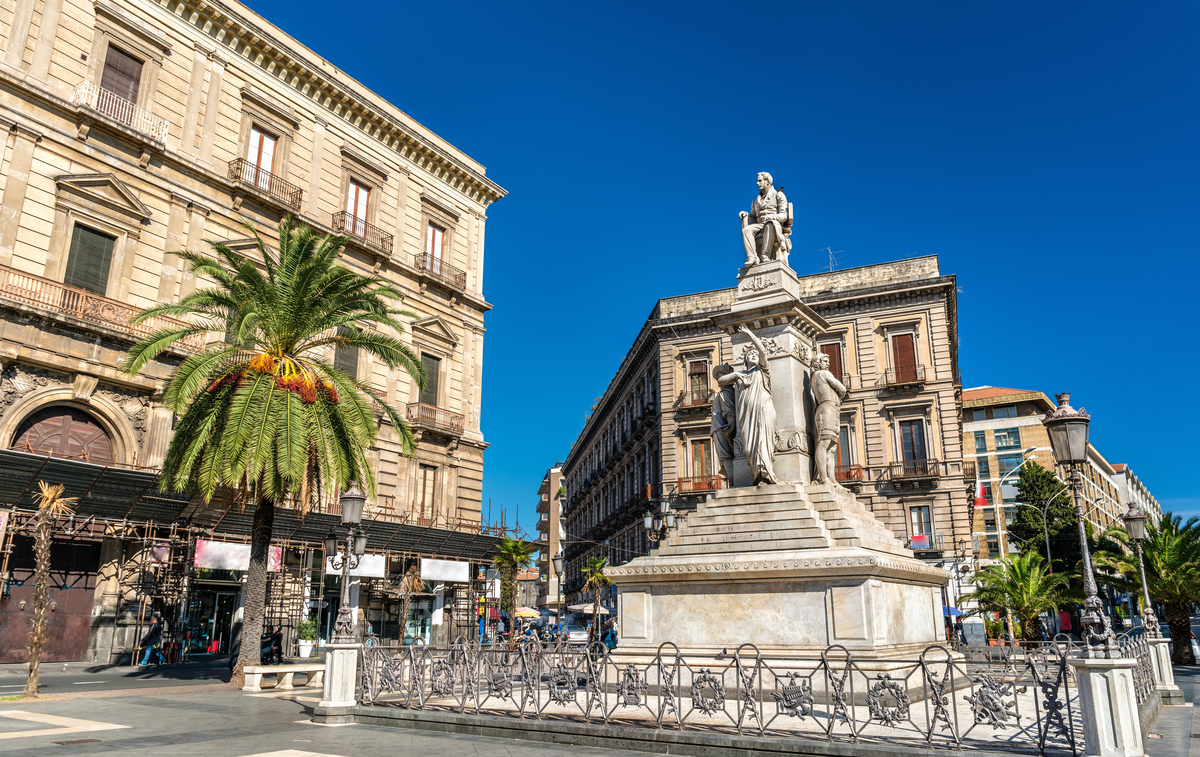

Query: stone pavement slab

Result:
[1146,666,1200,757]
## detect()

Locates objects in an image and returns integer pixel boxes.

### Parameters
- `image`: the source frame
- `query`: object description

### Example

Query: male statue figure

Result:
[810,352,847,485]
[711,364,737,481]
[739,172,792,267]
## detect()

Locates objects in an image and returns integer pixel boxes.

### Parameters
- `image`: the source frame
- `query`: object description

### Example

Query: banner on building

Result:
[420,558,469,583]
[324,553,386,577]
[194,539,282,572]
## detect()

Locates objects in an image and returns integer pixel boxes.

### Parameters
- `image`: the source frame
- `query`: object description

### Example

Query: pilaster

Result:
[0,124,41,267]
[313,643,359,723]
[1069,657,1144,757]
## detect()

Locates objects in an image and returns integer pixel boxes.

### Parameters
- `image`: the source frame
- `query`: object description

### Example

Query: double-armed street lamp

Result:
[551,549,565,634]
[1042,392,1118,658]
[644,498,676,542]
[324,482,367,643]
[1121,503,1160,639]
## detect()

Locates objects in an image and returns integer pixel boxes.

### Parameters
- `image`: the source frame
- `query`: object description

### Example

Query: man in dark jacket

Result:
[138,613,165,666]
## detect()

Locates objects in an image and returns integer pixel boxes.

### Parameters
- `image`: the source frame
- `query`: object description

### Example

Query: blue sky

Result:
[245,1,1200,530]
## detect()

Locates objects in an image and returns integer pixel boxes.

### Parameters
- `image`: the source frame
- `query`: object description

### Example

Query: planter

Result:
[298,640,315,658]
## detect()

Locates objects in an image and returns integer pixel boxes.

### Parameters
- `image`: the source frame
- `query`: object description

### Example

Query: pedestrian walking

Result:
[138,613,166,666]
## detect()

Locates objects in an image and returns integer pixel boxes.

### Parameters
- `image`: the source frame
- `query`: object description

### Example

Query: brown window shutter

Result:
[334,326,359,378]
[63,225,116,295]
[891,333,916,383]
[419,354,441,406]
[820,343,843,380]
[100,46,143,103]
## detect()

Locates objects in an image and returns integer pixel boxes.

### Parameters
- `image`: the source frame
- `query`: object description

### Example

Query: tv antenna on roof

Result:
[819,247,845,272]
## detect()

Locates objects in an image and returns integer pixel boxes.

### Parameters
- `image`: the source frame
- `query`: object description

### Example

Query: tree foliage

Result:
[971,551,1070,641]
[1007,461,1077,572]
[23,482,77,698]
[582,556,613,639]
[493,537,535,615]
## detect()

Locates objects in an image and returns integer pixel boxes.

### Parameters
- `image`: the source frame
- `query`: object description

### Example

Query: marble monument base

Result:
[611,483,951,660]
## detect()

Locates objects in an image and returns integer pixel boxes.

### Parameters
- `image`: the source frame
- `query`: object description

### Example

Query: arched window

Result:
[13,406,113,463]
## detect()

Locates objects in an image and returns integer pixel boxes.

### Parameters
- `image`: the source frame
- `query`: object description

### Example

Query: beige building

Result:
[0,0,504,661]
[534,464,565,614]
[562,256,969,607]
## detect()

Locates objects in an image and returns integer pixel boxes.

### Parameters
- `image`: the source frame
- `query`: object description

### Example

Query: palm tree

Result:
[1139,514,1200,664]
[492,537,535,616]
[395,564,425,645]
[971,551,1069,642]
[122,216,423,683]
[581,556,612,641]
[23,482,78,698]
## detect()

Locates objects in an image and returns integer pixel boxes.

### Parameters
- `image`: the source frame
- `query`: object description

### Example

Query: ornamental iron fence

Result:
[361,639,1082,755]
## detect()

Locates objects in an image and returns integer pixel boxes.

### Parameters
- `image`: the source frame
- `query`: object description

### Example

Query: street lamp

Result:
[328,482,367,643]
[1122,503,1159,639]
[644,498,676,542]
[551,549,565,628]
[1042,392,1117,658]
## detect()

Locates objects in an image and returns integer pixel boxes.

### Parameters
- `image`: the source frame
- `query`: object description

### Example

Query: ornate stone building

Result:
[562,257,969,609]
[533,464,565,614]
[0,0,504,662]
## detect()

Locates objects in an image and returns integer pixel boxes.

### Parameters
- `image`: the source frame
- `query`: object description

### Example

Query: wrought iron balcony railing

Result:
[405,402,464,436]
[71,81,169,142]
[0,264,205,352]
[680,388,714,408]
[887,458,941,480]
[332,211,393,257]
[677,475,722,494]
[228,158,302,211]
[906,532,945,551]
[875,365,927,389]
[963,462,977,482]
[835,464,865,483]
[413,253,466,291]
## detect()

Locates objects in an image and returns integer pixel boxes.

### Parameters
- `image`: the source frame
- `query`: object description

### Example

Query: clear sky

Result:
[244,1,1199,533]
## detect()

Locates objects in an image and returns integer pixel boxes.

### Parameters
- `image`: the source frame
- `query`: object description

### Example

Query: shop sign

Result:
[420,558,469,583]
[324,553,386,577]
[194,539,282,572]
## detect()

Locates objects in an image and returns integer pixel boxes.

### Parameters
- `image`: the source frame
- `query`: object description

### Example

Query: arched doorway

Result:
[13,406,114,463]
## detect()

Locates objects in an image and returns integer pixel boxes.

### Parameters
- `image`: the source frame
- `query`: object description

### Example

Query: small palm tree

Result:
[971,551,1069,642]
[395,564,425,645]
[122,216,423,683]
[492,537,535,616]
[23,482,78,698]
[1139,514,1200,664]
[581,556,612,640]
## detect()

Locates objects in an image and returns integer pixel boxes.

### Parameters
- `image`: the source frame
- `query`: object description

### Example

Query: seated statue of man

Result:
[739,172,792,267]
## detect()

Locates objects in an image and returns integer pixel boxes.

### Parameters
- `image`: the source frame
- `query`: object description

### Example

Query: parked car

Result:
[562,624,590,644]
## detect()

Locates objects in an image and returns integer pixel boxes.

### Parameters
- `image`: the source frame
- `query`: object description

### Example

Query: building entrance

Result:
[185,589,239,654]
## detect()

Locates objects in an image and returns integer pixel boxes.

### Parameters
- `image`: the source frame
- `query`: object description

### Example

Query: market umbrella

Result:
[943,606,964,617]
[514,607,540,619]
[568,604,614,615]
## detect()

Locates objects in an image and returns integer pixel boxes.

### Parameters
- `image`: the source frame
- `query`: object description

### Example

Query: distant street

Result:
[0,660,230,697]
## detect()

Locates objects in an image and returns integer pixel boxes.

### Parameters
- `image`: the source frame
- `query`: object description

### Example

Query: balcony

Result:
[71,81,168,143]
[887,458,941,487]
[835,464,865,491]
[228,158,303,212]
[963,462,977,484]
[678,475,722,495]
[405,402,464,437]
[332,211,393,258]
[679,388,714,409]
[413,253,466,292]
[875,365,927,390]
[0,264,205,352]
[906,532,945,552]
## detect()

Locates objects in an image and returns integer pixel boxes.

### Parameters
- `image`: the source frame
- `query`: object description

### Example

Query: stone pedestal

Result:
[312,643,359,724]
[611,482,950,658]
[1148,637,1184,705]
[1069,657,1144,757]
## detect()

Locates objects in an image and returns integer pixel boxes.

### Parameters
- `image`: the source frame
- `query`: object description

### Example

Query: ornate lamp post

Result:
[327,482,367,643]
[643,498,676,542]
[1042,393,1117,658]
[552,550,565,634]
[1122,503,1160,639]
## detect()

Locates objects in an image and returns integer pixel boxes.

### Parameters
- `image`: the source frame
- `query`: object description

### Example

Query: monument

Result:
[610,173,950,659]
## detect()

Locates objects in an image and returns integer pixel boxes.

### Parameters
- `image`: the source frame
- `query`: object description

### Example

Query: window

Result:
[977,458,992,480]
[993,405,1017,419]
[687,361,708,403]
[899,419,927,462]
[994,427,1021,450]
[819,342,844,381]
[997,454,1023,478]
[425,223,445,273]
[972,409,987,422]
[246,126,277,190]
[1004,507,1016,527]
[418,464,436,519]
[980,482,993,505]
[973,431,987,454]
[345,180,370,237]
[100,45,142,104]
[691,439,712,478]
[984,511,997,532]
[986,539,1000,558]
[334,326,358,378]
[837,425,852,468]
[909,505,931,536]
[419,354,441,407]
[890,332,918,383]
[63,224,116,295]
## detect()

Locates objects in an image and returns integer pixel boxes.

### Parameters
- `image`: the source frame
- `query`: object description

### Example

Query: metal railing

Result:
[680,388,714,407]
[0,264,205,352]
[963,462,977,481]
[888,459,941,480]
[1117,634,1156,712]
[413,253,467,291]
[835,465,864,483]
[905,532,944,551]
[361,639,1082,755]
[405,402,465,436]
[332,211,394,257]
[228,158,302,210]
[875,365,926,388]
[71,81,169,142]
[677,475,722,494]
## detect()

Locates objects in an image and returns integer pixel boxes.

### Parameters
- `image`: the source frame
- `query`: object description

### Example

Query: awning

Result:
[944,606,964,617]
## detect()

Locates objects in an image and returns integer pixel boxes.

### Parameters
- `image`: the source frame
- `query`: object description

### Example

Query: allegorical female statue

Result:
[716,324,778,485]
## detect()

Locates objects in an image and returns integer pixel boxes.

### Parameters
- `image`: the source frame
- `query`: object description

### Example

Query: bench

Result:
[242,663,326,692]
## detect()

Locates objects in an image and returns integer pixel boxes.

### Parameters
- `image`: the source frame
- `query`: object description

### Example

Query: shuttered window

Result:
[819,342,844,381]
[890,333,917,383]
[100,46,142,103]
[63,225,116,295]
[334,326,359,378]
[419,354,440,406]
[899,419,927,462]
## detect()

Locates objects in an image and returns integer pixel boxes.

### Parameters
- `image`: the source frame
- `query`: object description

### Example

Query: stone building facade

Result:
[534,464,565,614]
[562,256,969,608]
[0,0,503,662]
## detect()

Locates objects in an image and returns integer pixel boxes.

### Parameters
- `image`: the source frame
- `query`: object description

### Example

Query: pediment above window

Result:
[55,173,151,222]
[412,316,458,346]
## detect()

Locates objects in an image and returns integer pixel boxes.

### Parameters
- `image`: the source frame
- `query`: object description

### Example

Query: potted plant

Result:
[295,616,319,658]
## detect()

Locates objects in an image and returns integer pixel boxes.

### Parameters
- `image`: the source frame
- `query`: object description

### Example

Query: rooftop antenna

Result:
[819,247,845,272]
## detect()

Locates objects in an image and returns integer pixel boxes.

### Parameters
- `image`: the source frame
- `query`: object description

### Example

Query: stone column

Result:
[87,536,123,664]
[1,0,35,72]
[305,118,327,219]
[197,55,226,167]
[1069,657,1144,757]
[177,45,209,157]
[178,202,209,298]
[393,165,409,257]
[26,0,64,85]
[0,124,40,267]
[313,643,359,723]
[1147,638,1183,705]
[157,193,189,302]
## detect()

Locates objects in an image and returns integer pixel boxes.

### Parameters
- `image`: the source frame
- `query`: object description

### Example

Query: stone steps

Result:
[674,523,828,540]
[663,535,833,555]
[699,501,810,517]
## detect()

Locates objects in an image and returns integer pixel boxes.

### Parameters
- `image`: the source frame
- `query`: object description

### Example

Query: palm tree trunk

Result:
[591,595,600,641]
[233,499,275,686]
[1164,602,1194,665]
[1021,614,1045,643]
[22,510,52,698]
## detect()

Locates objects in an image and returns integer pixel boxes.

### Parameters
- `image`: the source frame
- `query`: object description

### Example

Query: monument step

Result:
[697,501,813,517]
[663,536,833,555]
[685,510,824,527]
[676,522,828,539]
